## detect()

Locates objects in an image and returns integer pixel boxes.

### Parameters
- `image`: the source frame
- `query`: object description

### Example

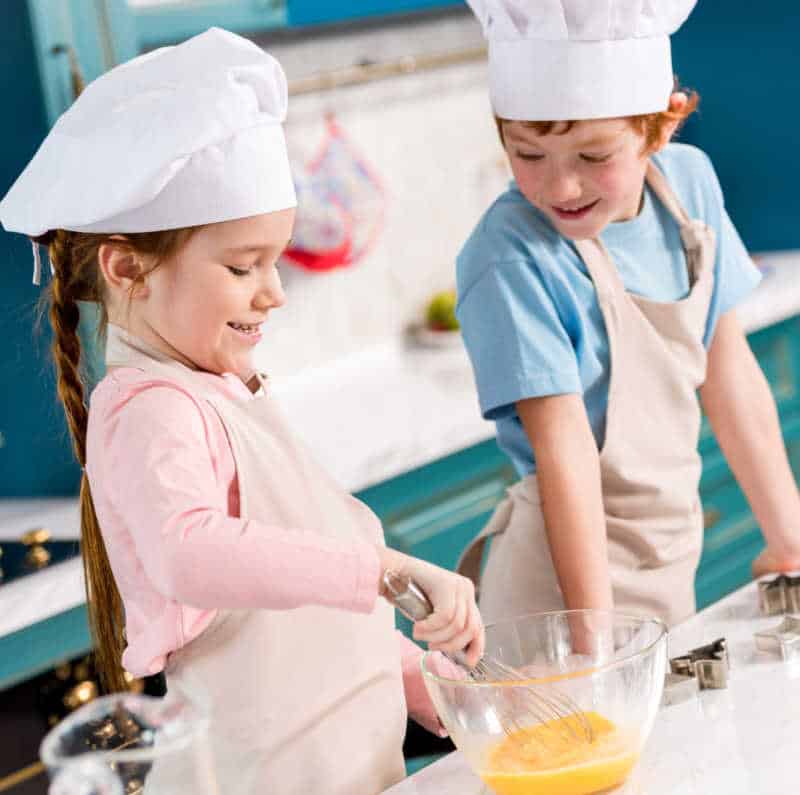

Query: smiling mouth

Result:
[552,199,600,219]
[227,322,261,335]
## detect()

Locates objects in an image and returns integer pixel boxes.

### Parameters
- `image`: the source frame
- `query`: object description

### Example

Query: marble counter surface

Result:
[384,579,800,795]
[2,250,800,641]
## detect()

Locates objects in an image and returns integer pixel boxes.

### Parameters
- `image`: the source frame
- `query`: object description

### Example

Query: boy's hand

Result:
[752,546,800,579]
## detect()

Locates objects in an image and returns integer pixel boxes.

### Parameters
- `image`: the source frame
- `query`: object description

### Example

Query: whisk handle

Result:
[381,571,471,669]
[381,571,434,621]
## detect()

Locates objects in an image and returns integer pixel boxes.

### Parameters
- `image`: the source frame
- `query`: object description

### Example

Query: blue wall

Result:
[671,1,800,251]
[0,1,82,496]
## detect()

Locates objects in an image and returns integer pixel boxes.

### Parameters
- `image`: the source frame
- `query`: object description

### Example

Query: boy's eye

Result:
[226,266,251,277]
[515,151,544,161]
[580,153,613,164]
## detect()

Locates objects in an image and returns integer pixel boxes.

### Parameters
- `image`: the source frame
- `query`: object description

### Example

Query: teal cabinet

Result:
[131,1,286,50]
[287,0,462,27]
[695,315,800,608]
[356,439,516,637]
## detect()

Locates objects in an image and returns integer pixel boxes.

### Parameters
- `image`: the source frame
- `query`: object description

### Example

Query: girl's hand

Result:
[377,547,485,668]
[752,545,800,579]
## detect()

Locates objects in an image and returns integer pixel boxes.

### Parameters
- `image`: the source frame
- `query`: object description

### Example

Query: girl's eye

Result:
[580,153,613,164]
[226,266,250,277]
[515,151,544,161]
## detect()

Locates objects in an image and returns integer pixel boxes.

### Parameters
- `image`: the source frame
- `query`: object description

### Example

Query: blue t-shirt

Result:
[456,143,762,477]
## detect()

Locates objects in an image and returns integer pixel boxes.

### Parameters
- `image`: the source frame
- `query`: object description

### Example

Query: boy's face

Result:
[502,118,651,240]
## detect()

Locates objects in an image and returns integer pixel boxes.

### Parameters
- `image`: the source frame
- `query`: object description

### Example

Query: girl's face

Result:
[502,118,653,240]
[132,209,294,377]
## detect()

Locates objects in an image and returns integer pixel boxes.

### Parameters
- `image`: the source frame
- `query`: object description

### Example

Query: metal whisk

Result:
[382,571,595,748]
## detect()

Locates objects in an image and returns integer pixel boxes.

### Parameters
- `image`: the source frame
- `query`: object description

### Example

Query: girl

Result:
[0,28,482,794]
[455,0,800,627]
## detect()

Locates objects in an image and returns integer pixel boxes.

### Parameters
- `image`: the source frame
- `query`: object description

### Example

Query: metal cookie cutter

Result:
[758,574,800,616]
[754,616,800,662]
[669,638,730,690]
[661,671,699,707]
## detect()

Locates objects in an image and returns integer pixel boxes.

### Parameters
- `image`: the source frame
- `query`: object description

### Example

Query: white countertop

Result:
[2,250,800,641]
[384,580,800,795]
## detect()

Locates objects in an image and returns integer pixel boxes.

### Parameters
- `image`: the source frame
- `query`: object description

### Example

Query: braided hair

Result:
[36,226,195,692]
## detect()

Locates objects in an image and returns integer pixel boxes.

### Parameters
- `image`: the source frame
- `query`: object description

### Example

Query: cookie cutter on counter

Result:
[663,637,729,707]
[757,573,800,616]
[661,672,699,707]
[754,616,800,661]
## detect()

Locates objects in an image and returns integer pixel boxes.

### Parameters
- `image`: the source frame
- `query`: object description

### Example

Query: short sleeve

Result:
[456,258,582,420]
[700,152,762,345]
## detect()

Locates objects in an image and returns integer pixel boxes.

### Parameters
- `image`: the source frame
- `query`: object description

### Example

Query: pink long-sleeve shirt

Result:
[85,366,442,733]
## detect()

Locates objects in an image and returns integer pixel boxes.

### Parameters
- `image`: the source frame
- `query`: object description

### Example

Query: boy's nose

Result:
[545,169,583,205]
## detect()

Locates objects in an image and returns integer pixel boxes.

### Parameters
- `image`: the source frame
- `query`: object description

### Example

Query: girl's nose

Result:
[254,269,286,310]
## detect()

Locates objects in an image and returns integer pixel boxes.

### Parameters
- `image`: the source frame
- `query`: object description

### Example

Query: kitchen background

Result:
[2,0,799,497]
[1,1,800,792]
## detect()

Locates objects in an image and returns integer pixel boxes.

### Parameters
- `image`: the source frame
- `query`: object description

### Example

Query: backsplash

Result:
[250,12,509,378]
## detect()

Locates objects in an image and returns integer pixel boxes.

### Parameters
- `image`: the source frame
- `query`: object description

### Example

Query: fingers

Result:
[418,591,466,645]
[446,605,485,669]
[413,573,473,636]
[415,577,485,668]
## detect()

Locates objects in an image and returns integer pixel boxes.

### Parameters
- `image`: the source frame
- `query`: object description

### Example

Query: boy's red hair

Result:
[496,86,699,154]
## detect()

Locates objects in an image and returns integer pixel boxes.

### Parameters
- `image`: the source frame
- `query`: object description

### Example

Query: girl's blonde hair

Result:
[35,227,196,692]
[495,85,700,153]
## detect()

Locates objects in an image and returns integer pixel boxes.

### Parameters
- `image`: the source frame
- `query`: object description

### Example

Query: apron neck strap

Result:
[105,323,190,371]
[643,161,693,229]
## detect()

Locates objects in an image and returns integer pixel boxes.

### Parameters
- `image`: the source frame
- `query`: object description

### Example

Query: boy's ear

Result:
[98,236,150,298]
[652,91,688,153]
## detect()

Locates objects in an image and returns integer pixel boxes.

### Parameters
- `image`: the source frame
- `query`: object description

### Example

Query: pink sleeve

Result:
[93,380,381,613]
[397,632,448,737]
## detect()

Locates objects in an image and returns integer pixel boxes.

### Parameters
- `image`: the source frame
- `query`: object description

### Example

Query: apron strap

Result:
[105,323,184,370]
[572,237,619,304]
[455,496,514,595]
[644,162,693,228]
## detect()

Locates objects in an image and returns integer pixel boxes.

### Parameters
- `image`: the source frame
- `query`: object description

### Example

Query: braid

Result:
[47,230,128,693]
[49,231,88,464]
[38,224,196,692]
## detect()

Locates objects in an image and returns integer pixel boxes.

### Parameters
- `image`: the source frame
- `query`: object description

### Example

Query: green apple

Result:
[425,290,460,331]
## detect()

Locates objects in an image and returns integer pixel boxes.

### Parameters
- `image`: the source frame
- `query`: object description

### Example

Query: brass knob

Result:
[63,679,98,711]
[124,670,145,694]
[21,527,51,568]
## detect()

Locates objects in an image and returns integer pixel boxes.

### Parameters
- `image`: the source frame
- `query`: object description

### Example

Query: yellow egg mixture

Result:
[480,712,638,795]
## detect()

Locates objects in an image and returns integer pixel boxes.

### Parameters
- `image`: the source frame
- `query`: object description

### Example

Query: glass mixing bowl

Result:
[421,610,667,795]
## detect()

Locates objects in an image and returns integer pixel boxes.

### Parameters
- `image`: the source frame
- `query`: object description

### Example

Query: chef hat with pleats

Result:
[0,27,297,284]
[466,0,697,122]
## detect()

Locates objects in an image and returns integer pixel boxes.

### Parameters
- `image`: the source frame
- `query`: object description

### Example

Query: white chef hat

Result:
[466,0,697,121]
[0,27,297,284]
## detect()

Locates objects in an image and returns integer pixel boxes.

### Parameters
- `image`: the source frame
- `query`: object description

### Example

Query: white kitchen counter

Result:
[384,579,800,795]
[2,250,800,642]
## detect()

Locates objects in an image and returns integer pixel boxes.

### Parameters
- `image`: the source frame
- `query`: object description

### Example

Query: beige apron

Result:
[458,163,715,628]
[105,328,407,795]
